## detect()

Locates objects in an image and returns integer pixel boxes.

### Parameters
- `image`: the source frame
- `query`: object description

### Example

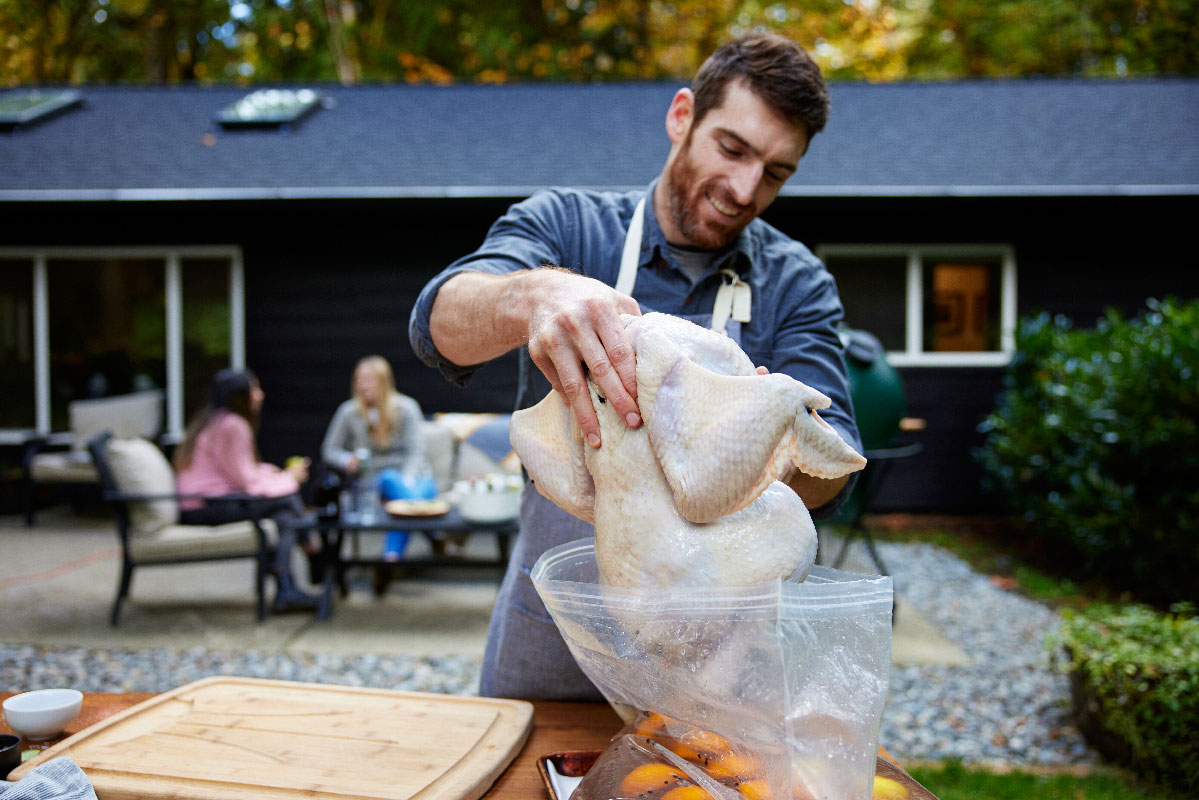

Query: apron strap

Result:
[711,268,752,335]
[615,197,645,297]
[616,195,751,336]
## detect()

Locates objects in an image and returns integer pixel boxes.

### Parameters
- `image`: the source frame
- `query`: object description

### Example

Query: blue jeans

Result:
[376,468,438,557]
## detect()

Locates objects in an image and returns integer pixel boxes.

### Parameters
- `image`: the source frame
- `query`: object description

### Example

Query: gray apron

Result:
[479,197,752,700]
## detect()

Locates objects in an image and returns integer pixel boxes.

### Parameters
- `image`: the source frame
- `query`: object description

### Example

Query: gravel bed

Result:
[878,540,1098,767]
[1,541,1098,767]
[0,646,481,696]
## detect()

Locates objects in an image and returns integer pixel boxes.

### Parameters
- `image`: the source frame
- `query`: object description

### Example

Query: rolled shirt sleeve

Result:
[409,190,574,387]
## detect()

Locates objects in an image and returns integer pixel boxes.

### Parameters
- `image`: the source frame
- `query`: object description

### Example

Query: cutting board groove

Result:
[10,677,533,800]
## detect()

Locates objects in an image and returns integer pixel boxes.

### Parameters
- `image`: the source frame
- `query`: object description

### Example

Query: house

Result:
[2,78,1196,513]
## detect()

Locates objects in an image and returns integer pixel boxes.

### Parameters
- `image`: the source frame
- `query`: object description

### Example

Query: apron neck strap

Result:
[615,196,645,297]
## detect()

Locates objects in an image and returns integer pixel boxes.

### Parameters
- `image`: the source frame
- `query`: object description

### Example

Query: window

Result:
[217,88,322,128]
[819,244,1016,367]
[0,259,34,429]
[0,247,244,438]
[0,89,82,131]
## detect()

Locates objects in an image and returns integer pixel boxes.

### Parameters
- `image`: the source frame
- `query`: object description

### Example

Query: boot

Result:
[272,573,319,614]
[305,548,327,585]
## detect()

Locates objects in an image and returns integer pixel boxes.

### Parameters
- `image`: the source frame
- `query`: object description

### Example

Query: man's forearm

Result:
[428,270,534,367]
[786,471,850,512]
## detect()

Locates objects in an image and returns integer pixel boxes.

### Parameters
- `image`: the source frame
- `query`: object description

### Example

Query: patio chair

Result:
[23,390,163,525]
[87,431,278,626]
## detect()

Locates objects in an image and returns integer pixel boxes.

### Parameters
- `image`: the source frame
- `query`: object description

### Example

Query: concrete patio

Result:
[0,505,966,667]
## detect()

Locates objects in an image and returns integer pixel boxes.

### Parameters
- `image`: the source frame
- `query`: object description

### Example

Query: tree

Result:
[2,0,1196,86]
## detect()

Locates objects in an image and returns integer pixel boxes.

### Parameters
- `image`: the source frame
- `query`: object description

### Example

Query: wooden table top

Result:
[3,691,930,799]
[1,691,621,799]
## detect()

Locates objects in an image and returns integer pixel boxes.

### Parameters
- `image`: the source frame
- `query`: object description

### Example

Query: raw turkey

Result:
[510,312,866,589]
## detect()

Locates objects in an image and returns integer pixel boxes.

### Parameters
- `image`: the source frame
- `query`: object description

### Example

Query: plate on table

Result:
[539,750,600,800]
[384,498,451,518]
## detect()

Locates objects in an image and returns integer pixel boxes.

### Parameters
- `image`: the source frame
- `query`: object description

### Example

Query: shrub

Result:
[1050,603,1199,792]
[975,297,1199,603]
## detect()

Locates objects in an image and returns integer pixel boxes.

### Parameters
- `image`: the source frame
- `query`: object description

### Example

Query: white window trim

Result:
[0,245,244,440]
[817,243,1017,367]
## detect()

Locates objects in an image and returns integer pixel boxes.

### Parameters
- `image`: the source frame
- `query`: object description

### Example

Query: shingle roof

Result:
[2,78,1196,200]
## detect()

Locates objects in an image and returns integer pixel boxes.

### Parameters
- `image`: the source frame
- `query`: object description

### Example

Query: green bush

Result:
[975,297,1199,602]
[1050,603,1199,792]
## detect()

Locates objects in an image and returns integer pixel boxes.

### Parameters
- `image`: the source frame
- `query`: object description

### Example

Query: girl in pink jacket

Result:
[175,368,322,613]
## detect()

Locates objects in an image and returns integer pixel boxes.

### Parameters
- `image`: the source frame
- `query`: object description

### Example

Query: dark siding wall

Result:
[237,198,523,462]
[877,367,1005,512]
[4,193,1195,510]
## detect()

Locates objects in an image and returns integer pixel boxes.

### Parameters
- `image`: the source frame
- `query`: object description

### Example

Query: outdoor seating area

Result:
[17,412,524,629]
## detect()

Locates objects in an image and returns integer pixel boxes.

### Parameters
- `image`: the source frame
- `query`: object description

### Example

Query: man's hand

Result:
[429,267,643,448]
[525,269,642,448]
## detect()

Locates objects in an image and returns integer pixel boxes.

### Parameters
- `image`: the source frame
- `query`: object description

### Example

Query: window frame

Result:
[0,245,245,440]
[817,243,1017,367]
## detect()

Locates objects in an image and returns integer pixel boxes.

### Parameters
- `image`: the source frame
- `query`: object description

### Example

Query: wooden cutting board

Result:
[9,677,533,800]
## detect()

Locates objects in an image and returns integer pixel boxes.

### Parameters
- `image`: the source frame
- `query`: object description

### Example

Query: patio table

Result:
[301,506,519,619]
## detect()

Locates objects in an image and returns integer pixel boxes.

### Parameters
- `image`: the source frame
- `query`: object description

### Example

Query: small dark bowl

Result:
[0,733,23,780]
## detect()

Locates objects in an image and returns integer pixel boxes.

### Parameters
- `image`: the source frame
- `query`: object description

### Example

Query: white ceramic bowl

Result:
[3,689,83,741]
[455,475,523,524]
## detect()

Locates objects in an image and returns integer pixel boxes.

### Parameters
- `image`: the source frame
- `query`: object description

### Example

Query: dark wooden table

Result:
[2,691,936,799]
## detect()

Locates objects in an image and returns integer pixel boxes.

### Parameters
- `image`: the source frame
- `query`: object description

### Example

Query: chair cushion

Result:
[129,518,278,562]
[69,391,163,451]
[423,418,522,491]
[423,420,456,491]
[29,451,99,483]
[106,438,178,537]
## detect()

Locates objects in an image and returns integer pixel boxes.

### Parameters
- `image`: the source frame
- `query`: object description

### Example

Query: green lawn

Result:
[908,761,1184,800]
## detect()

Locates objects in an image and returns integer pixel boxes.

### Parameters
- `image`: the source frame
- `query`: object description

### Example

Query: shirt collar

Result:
[640,179,754,278]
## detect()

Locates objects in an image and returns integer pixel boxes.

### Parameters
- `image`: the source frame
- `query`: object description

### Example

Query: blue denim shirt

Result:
[408,181,861,512]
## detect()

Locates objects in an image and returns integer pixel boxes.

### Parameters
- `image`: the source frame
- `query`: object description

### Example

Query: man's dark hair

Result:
[692,33,830,138]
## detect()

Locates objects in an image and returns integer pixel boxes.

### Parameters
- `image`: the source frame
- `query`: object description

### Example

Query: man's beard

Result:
[665,135,751,250]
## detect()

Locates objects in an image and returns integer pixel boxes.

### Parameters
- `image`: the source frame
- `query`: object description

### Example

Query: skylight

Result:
[217,88,322,128]
[0,90,83,131]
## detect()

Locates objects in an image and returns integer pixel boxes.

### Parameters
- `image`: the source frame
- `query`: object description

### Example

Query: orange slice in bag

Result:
[707,751,765,781]
[619,762,689,795]
[634,711,670,738]
[678,727,734,757]
[662,786,720,800]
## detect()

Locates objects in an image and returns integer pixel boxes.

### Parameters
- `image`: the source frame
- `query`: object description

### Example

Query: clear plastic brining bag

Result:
[532,539,894,800]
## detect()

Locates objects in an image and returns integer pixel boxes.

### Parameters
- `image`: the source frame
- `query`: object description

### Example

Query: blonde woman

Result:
[321,356,435,560]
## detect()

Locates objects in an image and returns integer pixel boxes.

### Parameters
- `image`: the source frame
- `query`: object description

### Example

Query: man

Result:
[409,32,861,700]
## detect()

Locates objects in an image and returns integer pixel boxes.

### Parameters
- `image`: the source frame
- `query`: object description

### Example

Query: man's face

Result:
[664,80,809,249]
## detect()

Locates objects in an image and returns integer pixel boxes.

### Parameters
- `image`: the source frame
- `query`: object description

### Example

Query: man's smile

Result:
[707,192,742,218]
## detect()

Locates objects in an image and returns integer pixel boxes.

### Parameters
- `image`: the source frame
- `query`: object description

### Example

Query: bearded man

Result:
[409,32,862,701]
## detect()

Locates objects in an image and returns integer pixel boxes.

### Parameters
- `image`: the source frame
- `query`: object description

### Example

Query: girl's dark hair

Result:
[692,33,830,139]
[173,368,260,471]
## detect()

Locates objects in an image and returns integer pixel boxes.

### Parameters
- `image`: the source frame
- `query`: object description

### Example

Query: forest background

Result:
[2,0,1197,87]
